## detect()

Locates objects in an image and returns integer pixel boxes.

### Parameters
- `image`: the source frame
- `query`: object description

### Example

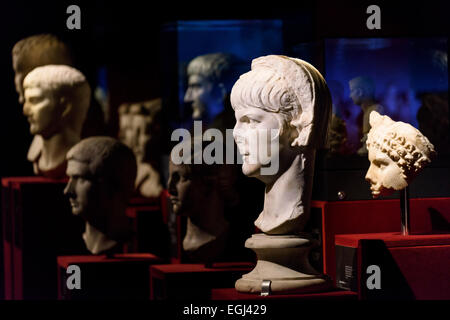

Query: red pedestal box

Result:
[125,191,171,259]
[149,262,255,300]
[211,287,357,300]
[310,198,450,285]
[335,232,450,300]
[1,177,86,300]
[57,253,162,300]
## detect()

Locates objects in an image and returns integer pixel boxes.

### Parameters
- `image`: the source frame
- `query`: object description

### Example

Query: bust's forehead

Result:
[24,86,46,97]
[66,159,91,177]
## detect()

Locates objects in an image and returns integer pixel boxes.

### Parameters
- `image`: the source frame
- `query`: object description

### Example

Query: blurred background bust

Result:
[184,52,240,127]
[118,98,163,198]
[167,137,252,264]
[12,33,105,142]
[64,137,137,255]
[23,65,91,178]
[349,76,384,155]
[12,33,73,105]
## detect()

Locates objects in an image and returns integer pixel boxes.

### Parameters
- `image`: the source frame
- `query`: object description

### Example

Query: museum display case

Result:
[0,1,448,309]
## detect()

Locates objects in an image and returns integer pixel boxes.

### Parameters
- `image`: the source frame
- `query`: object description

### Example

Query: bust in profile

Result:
[23,65,91,178]
[64,137,137,255]
[365,111,436,198]
[118,98,163,198]
[168,137,244,263]
[12,33,73,105]
[348,76,384,155]
[231,55,331,235]
[184,53,237,124]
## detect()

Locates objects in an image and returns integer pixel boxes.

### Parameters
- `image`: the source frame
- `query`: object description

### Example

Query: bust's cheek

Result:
[381,166,408,190]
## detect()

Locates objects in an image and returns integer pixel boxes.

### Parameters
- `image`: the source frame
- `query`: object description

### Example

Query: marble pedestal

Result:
[235,233,331,294]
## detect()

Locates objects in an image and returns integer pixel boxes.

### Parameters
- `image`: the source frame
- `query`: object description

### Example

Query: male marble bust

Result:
[365,111,436,198]
[230,55,332,293]
[64,137,137,255]
[23,65,91,178]
[184,53,236,123]
[168,138,239,263]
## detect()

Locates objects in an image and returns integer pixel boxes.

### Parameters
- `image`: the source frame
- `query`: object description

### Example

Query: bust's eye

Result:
[28,97,41,104]
[374,159,388,169]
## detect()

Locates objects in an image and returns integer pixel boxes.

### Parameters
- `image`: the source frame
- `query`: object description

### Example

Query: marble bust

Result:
[349,76,384,155]
[12,33,73,105]
[365,111,436,198]
[64,137,137,255]
[184,53,236,123]
[118,99,163,198]
[230,55,332,293]
[168,138,238,263]
[23,65,91,178]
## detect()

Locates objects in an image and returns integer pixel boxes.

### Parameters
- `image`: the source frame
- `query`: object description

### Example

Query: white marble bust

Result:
[230,55,332,293]
[118,99,163,198]
[231,55,332,235]
[64,137,137,255]
[23,65,91,178]
[365,111,436,198]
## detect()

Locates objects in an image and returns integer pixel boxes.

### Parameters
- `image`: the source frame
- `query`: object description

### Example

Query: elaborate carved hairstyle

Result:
[367,111,436,178]
[230,55,332,148]
[66,137,137,198]
[12,33,72,74]
[23,65,91,134]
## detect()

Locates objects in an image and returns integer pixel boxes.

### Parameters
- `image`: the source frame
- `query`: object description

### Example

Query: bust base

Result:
[235,233,332,294]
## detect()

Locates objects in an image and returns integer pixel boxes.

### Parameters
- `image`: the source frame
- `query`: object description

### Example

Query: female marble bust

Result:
[365,111,436,198]
[23,65,90,178]
[230,55,332,293]
[231,55,331,235]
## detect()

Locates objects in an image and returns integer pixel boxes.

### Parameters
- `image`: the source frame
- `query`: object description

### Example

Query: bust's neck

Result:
[29,129,79,174]
[83,222,118,255]
[183,196,229,252]
[256,148,315,235]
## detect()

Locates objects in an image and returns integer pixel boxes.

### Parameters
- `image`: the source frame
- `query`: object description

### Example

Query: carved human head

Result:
[64,137,137,238]
[118,98,162,162]
[168,137,237,218]
[349,76,375,105]
[23,65,90,139]
[12,34,72,104]
[365,111,436,198]
[184,53,237,120]
[231,55,331,178]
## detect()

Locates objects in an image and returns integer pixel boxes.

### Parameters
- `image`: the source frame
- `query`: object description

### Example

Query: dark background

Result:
[0,0,448,178]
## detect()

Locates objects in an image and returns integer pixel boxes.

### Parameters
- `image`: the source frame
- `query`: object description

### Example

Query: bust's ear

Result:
[59,96,73,119]
[216,82,227,100]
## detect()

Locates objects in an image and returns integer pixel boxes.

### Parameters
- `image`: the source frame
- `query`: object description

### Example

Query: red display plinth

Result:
[125,191,170,259]
[1,177,86,300]
[211,287,357,300]
[310,198,450,285]
[335,232,450,300]
[149,262,255,300]
[57,253,162,300]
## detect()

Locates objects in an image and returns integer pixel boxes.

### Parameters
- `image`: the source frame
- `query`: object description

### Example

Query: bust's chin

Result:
[241,162,262,178]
